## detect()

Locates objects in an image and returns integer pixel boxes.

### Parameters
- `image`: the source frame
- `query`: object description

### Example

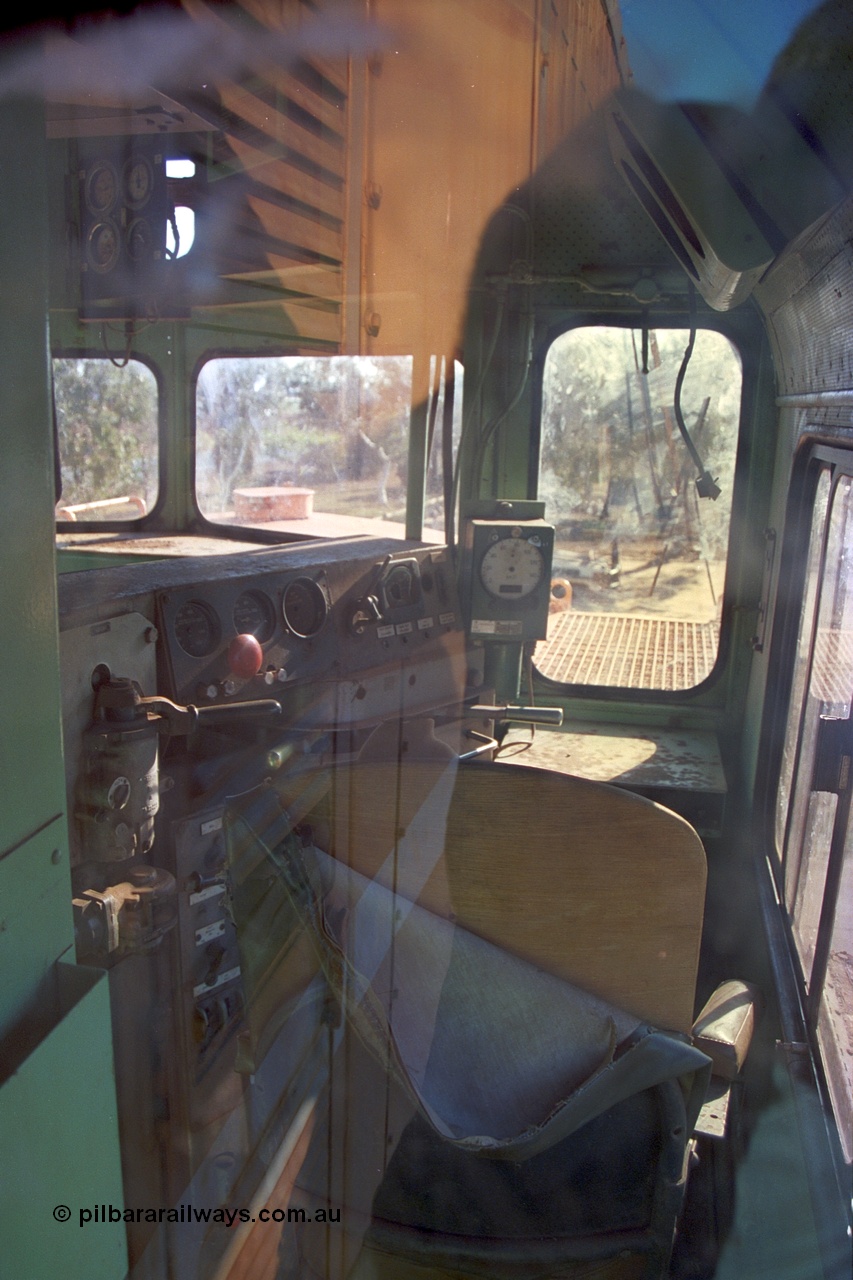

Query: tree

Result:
[53,357,158,511]
[540,326,740,555]
[195,354,413,515]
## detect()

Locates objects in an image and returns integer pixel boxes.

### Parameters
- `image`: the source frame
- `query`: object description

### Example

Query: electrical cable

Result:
[471,328,533,480]
[102,322,132,369]
[673,284,720,500]
[449,202,534,546]
[448,283,506,544]
[165,207,180,259]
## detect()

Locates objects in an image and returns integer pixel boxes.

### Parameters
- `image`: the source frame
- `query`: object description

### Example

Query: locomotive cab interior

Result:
[1,4,851,1280]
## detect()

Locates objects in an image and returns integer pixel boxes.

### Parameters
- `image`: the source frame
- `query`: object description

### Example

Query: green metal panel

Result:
[0,963,127,1280]
[0,100,127,1280]
[0,102,67,859]
[0,821,72,1031]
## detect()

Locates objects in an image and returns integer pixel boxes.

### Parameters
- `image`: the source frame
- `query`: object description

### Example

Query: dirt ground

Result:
[551,538,725,624]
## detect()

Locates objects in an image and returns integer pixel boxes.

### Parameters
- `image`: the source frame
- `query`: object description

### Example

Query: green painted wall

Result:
[0,101,126,1280]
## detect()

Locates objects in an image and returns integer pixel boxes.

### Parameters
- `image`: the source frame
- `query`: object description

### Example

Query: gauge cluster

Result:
[156,541,465,720]
[159,568,332,702]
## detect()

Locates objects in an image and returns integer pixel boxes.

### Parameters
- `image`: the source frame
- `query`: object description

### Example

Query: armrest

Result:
[692,980,761,1081]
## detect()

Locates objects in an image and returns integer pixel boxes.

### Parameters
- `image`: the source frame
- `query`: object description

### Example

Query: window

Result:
[53,357,159,522]
[196,355,422,538]
[535,326,741,690]
[775,458,853,1160]
[165,158,195,259]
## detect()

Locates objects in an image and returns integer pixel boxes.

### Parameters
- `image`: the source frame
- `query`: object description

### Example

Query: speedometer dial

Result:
[282,577,328,638]
[174,600,220,658]
[479,537,545,600]
[233,590,276,643]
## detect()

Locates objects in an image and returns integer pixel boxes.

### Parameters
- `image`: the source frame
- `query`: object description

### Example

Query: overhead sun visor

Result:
[606,89,775,310]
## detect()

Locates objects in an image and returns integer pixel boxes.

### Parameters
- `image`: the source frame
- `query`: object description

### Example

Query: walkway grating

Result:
[535,611,720,690]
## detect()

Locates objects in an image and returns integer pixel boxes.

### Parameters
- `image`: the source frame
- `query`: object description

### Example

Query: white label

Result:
[395,621,413,635]
[200,816,223,836]
[439,612,455,626]
[471,619,497,634]
[193,966,241,998]
[195,919,226,947]
[377,624,395,639]
[417,616,434,630]
[189,883,225,906]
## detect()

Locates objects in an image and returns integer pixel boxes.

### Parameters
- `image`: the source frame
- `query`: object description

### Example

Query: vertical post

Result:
[484,643,523,703]
[405,351,433,540]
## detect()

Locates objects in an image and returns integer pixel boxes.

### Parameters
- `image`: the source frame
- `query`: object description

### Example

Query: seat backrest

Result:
[328,759,707,1034]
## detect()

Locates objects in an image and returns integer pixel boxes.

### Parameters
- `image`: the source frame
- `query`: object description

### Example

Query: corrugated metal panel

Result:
[535,611,720,690]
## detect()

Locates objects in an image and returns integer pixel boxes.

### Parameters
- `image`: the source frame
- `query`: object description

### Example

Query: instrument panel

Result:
[155,541,466,724]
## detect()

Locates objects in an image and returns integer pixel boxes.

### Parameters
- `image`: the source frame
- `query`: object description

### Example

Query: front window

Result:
[535,326,741,691]
[196,355,421,539]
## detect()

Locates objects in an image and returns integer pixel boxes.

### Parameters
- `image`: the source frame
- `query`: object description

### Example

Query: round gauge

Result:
[86,220,120,273]
[84,161,118,216]
[282,577,328,638]
[124,155,153,209]
[174,600,221,658]
[126,217,153,263]
[233,590,276,644]
[479,536,545,600]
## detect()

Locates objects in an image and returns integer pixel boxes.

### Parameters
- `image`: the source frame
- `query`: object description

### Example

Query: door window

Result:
[776,464,853,1160]
[535,326,741,691]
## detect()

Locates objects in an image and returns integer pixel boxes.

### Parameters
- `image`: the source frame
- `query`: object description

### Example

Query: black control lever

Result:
[91,673,280,737]
[349,553,392,634]
[143,695,282,735]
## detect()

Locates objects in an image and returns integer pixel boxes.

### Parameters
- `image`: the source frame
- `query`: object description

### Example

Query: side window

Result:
[54,357,159,521]
[535,326,741,691]
[196,355,437,539]
[775,462,853,1160]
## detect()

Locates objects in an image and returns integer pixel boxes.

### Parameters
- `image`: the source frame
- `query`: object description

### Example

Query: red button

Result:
[227,633,263,680]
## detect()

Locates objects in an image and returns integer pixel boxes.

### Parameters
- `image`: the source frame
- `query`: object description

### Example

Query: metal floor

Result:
[536,611,720,690]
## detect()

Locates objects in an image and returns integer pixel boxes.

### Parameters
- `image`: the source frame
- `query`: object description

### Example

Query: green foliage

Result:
[541,327,741,557]
[53,358,158,514]
[195,355,413,516]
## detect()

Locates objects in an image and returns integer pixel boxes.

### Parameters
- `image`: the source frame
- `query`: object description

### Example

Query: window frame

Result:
[531,316,749,703]
[190,348,424,545]
[52,348,165,531]
[761,440,853,1166]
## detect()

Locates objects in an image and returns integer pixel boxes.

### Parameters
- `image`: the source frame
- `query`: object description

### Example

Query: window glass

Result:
[781,476,853,980]
[776,468,832,855]
[196,355,423,539]
[535,327,741,690]
[776,469,853,1154]
[54,357,158,521]
[817,804,853,1163]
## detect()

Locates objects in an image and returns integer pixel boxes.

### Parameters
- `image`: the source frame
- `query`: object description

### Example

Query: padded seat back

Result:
[328,759,707,1034]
